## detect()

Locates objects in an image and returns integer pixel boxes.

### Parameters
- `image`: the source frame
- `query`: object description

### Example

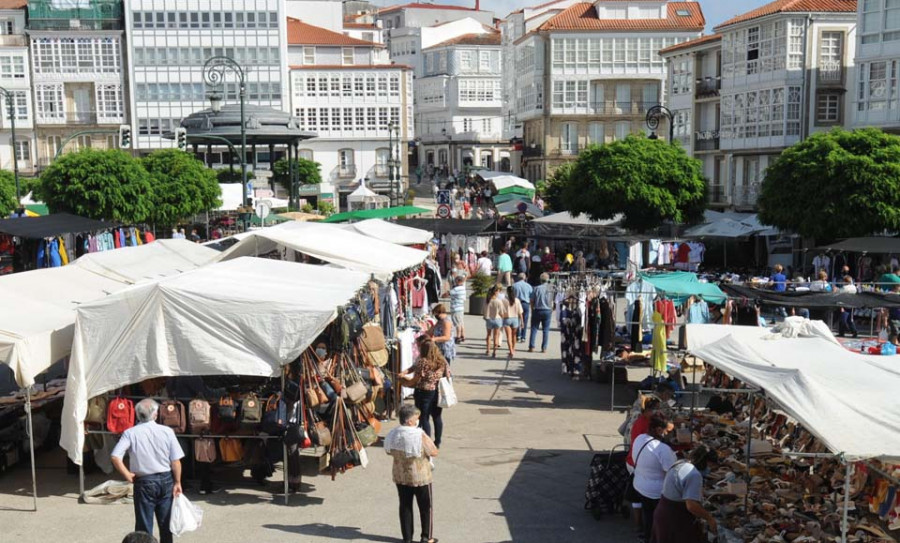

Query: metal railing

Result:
[695,77,721,98]
[522,145,543,158]
[818,60,843,84]
[373,164,390,177]
[707,184,728,205]
[694,130,720,151]
[587,101,653,115]
[733,185,759,208]
[336,164,357,178]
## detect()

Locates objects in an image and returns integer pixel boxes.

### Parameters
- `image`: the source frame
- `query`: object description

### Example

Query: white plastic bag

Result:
[437,377,457,408]
[170,493,203,537]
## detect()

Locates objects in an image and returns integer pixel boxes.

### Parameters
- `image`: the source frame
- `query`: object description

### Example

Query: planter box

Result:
[469,295,485,316]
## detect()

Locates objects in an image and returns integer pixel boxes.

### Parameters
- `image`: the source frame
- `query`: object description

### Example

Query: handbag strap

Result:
[633,437,656,466]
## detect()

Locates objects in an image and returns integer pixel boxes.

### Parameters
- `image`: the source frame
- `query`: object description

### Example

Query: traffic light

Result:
[175,127,187,150]
[119,124,131,148]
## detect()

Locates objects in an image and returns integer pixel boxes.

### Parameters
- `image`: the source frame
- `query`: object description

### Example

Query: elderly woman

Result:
[385,404,439,543]
[651,445,718,543]
[632,415,677,542]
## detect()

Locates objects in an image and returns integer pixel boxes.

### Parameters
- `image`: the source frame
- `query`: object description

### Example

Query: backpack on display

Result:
[194,438,217,463]
[218,396,237,422]
[218,438,243,463]
[261,393,287,435]
[86,396,108,425]
[106,397,135,434]
[240,393,262,425]
[188,399,211,434]
[159,400,186,433]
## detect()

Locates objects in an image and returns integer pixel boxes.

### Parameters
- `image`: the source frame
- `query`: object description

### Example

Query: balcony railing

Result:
[522,145,543,158]
[695,77,721,98]
[0,36,26,47]
[818,60,843,84]
[374,164,390,177]
[588,101,652,115]
[707,184,728,205]
[337,164,357,178]
[734,185,759,208]
[694,130,720,151]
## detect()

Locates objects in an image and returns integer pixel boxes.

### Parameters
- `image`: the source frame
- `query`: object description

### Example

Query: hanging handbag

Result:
[261,393,288,435]
[158,400,187,433]
[342,354,368,405]
[360,323,386,352]
[303,359,321,408]
[194,438,217,463]
[86,396,108,425]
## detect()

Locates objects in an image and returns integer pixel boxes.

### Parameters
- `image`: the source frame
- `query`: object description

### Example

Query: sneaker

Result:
[198,487,222,495]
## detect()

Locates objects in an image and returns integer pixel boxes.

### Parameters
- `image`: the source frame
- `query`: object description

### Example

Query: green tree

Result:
[537,162,573,212]
[141,149,222,227]
[0,170,16,217]
[273,158,322,193]
[37,149,153,223]
[758,128,900,239]
[562,135,706,232]
[216,169,254,184]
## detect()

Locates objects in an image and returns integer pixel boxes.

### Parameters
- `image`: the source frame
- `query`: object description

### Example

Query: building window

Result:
[819,31,843,82]
[588,122,604,145]
[14,140,28,161]
[552,80,588,109]
[460,51,474,70]
[862,0,882,43]
[338,149,354,175]
[303,47,315,65]
[673,60,691,95]
[615,121,631,141]
[560,122,578,154]
[375,147,390,176]
[96,85,123,121]
[35,84,64,120]
[816,93,841,122]
[342,47,354,65]
[788,19,805,70]
[299,149,313,160]
[479,50,491,71]
[0,56,24,79]
[0,20,13,35]
[858,60,899,112]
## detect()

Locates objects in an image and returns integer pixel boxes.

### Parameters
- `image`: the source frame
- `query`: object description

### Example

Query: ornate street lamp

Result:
[646,104,675,143]
[204,56,248,208]
[0,85,21,207]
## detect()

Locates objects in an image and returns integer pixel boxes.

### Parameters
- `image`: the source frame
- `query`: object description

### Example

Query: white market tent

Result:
[346,182,389,212]
[683,210,779,239]
[488,175,535,193]
[340,219,433,246]
[61,257,370,466]
[687,322,900,462]
[217,221,428,276]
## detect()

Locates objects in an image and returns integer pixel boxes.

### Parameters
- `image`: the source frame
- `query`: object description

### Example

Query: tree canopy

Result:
[141,149,222,226]
[273,158,322,193]
[37,149,153,223]
[758,128,900,239]
[562,136,706,232]
[536,162,571,213]
[0,170,16,217]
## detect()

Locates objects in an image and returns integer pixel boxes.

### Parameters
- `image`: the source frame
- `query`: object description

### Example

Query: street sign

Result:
[436,190,451,205]
[437,204,451,219]
[255,201,271,220]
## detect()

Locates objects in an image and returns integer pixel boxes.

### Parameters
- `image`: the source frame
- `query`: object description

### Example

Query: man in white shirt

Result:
[111,399,185,543]
[475,250,493,277]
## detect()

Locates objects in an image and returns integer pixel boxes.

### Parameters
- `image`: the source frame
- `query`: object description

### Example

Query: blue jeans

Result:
[133,471,174,543]
[414,388,443,448]
[518,302,531,341]
[529,308,553,351]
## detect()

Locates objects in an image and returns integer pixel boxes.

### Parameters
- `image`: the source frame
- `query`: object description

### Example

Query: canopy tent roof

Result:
[492,193,525,205]
[689,326,900,462]
[0,213,113,239]
[178,103,316,146]
[496,199,544,218]
[217,220,428,275]
[60,257,370,465]
[0,240,218,388]
[683,210,778,239]
[323,205,431,223]
[487,175,535,195]
[720,284,900,309]
[816,237,900,254]
[394,218,494,236]
[217,183,244,211]
[531,211,630,240]
[472,170,506,180]
[340,219,433,246]
[347,183,379,200]
[638,271,727,304]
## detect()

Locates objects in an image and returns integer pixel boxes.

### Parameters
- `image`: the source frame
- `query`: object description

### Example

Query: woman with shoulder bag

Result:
[502,286,523,359]
[425,303,456,365]
[398,338,449,449]
[632,415,677,543]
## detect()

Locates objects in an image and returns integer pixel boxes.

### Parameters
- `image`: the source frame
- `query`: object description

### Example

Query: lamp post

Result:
[387,121,400,207]
[646,104,674,143]
[204,56,248,213]
[0,85,20,207]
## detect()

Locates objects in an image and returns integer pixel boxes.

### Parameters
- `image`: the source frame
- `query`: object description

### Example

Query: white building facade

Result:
[27,0,126,171]
[0,1,33,176]
[715,0,857,209]
[502,0,704,182]
[854,0,900,130]
[287,17,413,195]
[123,0,289,155]
[416,32,510,174]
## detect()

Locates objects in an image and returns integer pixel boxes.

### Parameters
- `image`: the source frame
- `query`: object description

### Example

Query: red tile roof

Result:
[659,33,721,55]
[287,17,384,47]
[289,64,412,70]
[0,0,26,8]
[509,0,572,16]
[378,2,481,14]
[538,2,705,32]
[715,0,857,30]
[426,32,501,49]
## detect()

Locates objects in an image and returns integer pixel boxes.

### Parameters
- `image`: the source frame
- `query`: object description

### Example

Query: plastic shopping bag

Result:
[437,377,458,408]
[170,493,203,537]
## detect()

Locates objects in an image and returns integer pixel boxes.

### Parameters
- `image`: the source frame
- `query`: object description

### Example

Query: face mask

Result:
[315,349,327,359]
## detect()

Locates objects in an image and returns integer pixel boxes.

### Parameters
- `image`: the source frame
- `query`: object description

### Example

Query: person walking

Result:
[650,445,718,543]
[632,415,677,543]
[512,273,533,343]
[475,250,493,277]
[449,276,467,343]
[426,303,456,365]
[110,399,184,543]
[484,285,504,358]
[497,247,513,287]
[502,285,524,358]
[400,338,449,449]
[384,404,440,543]
[528,273,554,353]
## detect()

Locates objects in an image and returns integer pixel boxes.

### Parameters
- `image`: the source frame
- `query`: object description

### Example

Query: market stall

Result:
[339,219,434,247]
[683,322,900,542]
[60,258,376,500]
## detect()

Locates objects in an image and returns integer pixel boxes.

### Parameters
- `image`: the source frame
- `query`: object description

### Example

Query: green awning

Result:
[25,204,49,216]
[249,213,290,226]
[492,193,521,204]
[324,206,432,223]
[497,186,535,197]
[638,271,727,305]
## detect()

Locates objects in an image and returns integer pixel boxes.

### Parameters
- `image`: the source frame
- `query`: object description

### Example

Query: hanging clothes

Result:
[630,298,643,353]
[625,280,657,330]
[57,237,69,265]
[686,298,709,324]
[144,230,156,243]
[560,301,585,376]
[654,298,676,338]
[48,238,62,267]
[115,229,123,249]
[36,240,46,269]
[651,311,667,373]
[598,297,616,353]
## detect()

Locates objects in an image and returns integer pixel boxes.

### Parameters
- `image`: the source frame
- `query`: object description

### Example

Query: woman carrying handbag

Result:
[398,338,449,449]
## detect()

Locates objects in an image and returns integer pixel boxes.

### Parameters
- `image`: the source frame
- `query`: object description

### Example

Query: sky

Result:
[380,0,775,32]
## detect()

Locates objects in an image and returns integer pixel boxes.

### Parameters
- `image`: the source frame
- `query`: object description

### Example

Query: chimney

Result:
[475,0,480,11]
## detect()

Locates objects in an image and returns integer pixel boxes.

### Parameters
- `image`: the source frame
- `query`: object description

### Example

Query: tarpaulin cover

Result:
[691,329,900,462]
[340,219,433,246]
[217,221,428,275]
[0,213,113,238]
[60,257,370,465]
[530,212,629,240]
[0,240,218,388]
[685,320,840,353]
[638,271,727,305]
[323,206,431,223]
[720,284,900,309]
[682,210,776,239]
[496,199,544,218]
[394,219,494,236]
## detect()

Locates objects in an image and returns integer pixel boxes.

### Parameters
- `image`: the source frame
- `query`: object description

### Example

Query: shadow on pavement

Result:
[263,522,400,542]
